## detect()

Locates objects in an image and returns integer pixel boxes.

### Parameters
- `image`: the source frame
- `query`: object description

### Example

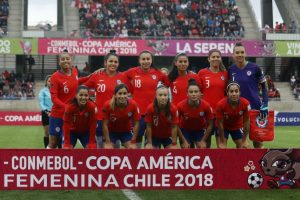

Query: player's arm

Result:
[145,123,153,149]
[63,108,73,149]
[129,120,139,149]
[217,119,226,148]
[78,76,90,85]
[200,119,214,148]
[242,115,250,148]
[87,105,97,149]
[102,119,113,149]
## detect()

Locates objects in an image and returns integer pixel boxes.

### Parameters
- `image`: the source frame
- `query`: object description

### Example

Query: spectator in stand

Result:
[38,75,52,148]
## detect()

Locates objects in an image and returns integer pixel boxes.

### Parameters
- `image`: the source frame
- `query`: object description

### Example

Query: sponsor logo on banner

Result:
[274,112,300,126]
[1,149,299,190]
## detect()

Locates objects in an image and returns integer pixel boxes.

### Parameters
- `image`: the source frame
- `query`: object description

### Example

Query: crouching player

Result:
[216,82,250,148]
[145,84,185,149]
[63,85,97,149]
[177,79,214,148]
[102,84,140,149]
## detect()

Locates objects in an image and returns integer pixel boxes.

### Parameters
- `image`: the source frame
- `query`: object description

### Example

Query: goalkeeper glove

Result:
[259,104,269,119]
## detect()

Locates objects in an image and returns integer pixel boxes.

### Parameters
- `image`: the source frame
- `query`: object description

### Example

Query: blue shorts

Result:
[96,120,103,137]
[109,132,132,144]
[69,132,89,148]
[152,137,172,148]
[49,117,63,137]
[224,129,243,140]
[181,128,205,144]
[138,116,146,137]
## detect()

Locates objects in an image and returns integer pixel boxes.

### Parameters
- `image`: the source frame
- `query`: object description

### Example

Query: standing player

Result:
[168,53,201,106]
[198,49,228,148]
[38,75,52,148]
[229,42,268,148]
[177,79,214,148]
[144,84,183,149]
[81,50,131,148]
[216,82,250,148]
[102,84,140,149]
[125,50,168,148]
[63,85,97,149]
[48,51,78,149]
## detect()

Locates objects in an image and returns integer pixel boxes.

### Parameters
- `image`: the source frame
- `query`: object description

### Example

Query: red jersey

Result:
[216,97,250,130]
[125,67,168,115]
[50,68,78,118]
[102,99,140,133]
[177,99,214,131]
[83,72,131,120]
[63,100,97,145]
[198,68,228,113]
[170,72,201,105]
[145,103,179,138]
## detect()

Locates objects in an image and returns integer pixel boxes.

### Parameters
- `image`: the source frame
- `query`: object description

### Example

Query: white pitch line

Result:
[122,189,142,200]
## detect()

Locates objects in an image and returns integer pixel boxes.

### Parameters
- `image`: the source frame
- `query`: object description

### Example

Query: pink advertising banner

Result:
[0,111,41,126]
[0,149,299,190]
[38,39,275,57]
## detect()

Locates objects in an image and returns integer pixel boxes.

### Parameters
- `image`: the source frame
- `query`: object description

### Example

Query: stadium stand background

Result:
[0,0,299,111]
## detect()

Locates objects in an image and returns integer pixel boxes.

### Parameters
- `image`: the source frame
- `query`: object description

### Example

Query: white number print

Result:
[175,174,213,187]
[173,86,177,94]
[134,79,141,88]
[97,83,106,92]
[63,85,69,93]
[205,80,210,88]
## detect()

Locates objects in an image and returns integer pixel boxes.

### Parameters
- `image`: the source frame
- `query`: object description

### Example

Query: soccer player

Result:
[125,50,168,148]
[81,50,131,148]
[168,53,201,106]
[102,84,140,149]
[48,51,78,149]
[63,85,97,149]
[216,82,250,148]
[144,84,182,149]
[198,49,228,148]
[177,79,214,148]
[38,75,52,148]
[228,42,268,148]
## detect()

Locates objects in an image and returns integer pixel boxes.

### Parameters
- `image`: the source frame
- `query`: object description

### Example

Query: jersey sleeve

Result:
[63,105,73,145]
[204,102,214,120]
[82,74,96,88]
[78,76,90,85]
[88,102,97,144]
[132,101,141,121]
[144,105,153,124]
[102,101,111,120]
[255,67,266,83]
[215,102,224,120]
[171,105,179,125]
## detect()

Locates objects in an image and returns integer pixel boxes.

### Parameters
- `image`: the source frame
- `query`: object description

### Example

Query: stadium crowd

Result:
[0,70,35,100]
[72,0,244,39]
[0,0,8,37]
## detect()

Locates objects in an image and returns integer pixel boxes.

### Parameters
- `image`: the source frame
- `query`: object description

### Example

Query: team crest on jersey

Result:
[116,80,122,84]
[110,115,117,122]
[239,111,244,115]
[199,112,204,117]
[84,112,89,117]
[152,75,157,80]
[128,112,132,117]
[220,75,225,80]
[224,112,229,119]
[55,127,61,133]
[247,71,252,76]
[255,117,268,128]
